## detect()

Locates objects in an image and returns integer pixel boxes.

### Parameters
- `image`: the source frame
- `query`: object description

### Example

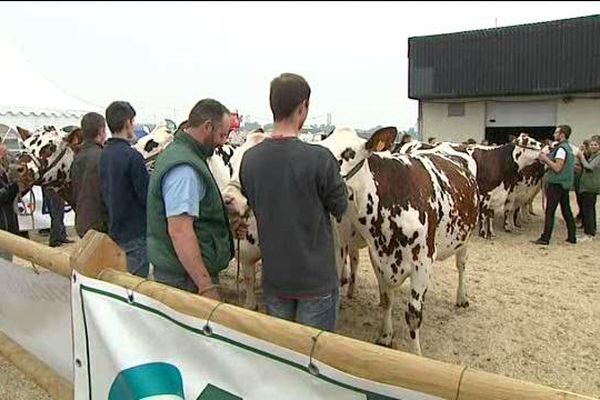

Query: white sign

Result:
[72,272,441,400]
[0,259,73,381]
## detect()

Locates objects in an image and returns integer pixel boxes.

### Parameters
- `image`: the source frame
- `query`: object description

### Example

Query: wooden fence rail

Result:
[0,229,595,400]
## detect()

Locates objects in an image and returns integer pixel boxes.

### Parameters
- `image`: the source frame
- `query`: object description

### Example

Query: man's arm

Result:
[162,166,217,298]
[167,215,216,298]
[579,152,600,171]
[540,148,565,174]
[317,150,348,220]
[130,151,150,207]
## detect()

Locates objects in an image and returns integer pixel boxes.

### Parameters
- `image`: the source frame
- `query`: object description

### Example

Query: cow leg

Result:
[339,245,350,287]
[488,209,496,238]
[346,244,360,299]
[503,208,514,232]
[455,247,469,307]
[375,282,396,348]
[372,250,387,307]
[404,262,430,356]
[514,206,523,229]
[242,261,258,311]
[479,200,494,239]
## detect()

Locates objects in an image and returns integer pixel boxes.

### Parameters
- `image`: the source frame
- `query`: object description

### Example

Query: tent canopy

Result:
[0,37,101,129]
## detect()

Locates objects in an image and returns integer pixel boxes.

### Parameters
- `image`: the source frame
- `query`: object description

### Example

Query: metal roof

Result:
[408,15,600,100]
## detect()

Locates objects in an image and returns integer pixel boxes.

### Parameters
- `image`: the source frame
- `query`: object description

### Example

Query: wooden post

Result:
[0,232,597,400]
[70,230,127,277]
[97,269,597,400]
[0,230,71,277]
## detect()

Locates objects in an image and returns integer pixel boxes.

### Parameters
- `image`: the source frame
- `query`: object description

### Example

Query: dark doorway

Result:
[485,126,555,145]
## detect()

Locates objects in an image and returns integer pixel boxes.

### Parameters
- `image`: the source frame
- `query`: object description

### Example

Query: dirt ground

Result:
[220,196,600,399]
[2,196,599,399]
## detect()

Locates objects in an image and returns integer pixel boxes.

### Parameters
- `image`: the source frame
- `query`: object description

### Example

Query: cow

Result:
[9,123,271,310]
[502,162,546,232]
[223,127,480,355]
[398,135,543,239]
[12,125,83,205]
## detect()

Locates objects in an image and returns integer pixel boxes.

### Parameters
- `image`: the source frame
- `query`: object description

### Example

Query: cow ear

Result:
[365,126,397,152]
[64,128,83,152]
[16,126,31,141]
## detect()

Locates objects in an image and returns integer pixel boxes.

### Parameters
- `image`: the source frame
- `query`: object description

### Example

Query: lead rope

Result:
[236,237,241,304]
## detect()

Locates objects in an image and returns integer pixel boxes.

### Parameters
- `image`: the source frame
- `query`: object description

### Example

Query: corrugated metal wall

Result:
[408,15,600,99]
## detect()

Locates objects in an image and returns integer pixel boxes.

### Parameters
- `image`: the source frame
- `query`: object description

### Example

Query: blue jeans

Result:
[153,268,220,293]
[264,286,340,331]
[118,236,149,278]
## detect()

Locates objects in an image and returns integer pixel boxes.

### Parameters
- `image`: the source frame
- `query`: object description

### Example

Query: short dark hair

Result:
[105,101,136,134]
[269,73,311,121]
[81,112,105,142]
[466,138,477,145]
[557,124,572,139]
[428,137,436,143]
[188,99,230,129]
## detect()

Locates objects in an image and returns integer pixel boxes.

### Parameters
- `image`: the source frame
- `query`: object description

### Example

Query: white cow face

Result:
[134,124,174,161]
[512,133,543,171]
[319,126,398,181]
[222,131,269,217]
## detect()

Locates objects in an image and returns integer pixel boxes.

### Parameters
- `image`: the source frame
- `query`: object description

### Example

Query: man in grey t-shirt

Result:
[240,73,348,331]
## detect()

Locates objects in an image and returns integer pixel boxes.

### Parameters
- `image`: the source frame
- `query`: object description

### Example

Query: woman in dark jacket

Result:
[0,144,21,261]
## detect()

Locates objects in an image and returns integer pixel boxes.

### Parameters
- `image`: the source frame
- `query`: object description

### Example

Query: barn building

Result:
[408,15,600,145]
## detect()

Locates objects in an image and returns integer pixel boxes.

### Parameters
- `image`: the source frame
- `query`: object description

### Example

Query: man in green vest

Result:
[533,124,577,245]
[147,99,238,300]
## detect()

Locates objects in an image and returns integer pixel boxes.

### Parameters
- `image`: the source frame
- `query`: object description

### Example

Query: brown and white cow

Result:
[399,135,543,239]
[224,127,480,355]
[12,125,83,205]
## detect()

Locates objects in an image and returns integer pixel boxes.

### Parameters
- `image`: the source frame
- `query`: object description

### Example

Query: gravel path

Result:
[0,351,52,399]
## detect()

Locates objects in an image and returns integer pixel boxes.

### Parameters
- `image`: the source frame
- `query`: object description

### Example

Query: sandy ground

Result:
[220,196,600,399]
[2,196,599,399]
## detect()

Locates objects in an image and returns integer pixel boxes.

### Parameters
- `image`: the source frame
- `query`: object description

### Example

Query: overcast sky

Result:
[2,1,599,129]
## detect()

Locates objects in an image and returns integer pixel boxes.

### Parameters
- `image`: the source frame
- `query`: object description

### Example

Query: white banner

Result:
[72,272,441,400]
[0,258,73,381]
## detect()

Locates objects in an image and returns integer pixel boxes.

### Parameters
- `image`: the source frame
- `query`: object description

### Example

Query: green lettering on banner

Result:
[108,362,185,400]
[196,384,242,400]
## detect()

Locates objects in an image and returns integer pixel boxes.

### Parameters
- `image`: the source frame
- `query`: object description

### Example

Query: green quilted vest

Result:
[147,130,234,278]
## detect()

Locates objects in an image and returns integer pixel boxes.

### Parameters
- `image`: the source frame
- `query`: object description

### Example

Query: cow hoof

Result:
[376,333,393,347]
[456,300,470,308]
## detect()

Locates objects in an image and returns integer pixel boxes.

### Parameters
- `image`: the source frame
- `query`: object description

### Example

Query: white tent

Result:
[0,37,101,130]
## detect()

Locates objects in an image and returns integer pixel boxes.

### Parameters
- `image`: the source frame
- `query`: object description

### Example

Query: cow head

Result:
[134,123,176,171]
[9,125,80,194]
[222,131,269,217]
[320,126,397,180]
[511,133,543,171]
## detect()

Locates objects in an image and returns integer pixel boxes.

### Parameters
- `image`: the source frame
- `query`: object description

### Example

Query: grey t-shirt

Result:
[240,137,348,297]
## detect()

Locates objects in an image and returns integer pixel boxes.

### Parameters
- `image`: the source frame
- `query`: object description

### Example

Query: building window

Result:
[448,103,465,117]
